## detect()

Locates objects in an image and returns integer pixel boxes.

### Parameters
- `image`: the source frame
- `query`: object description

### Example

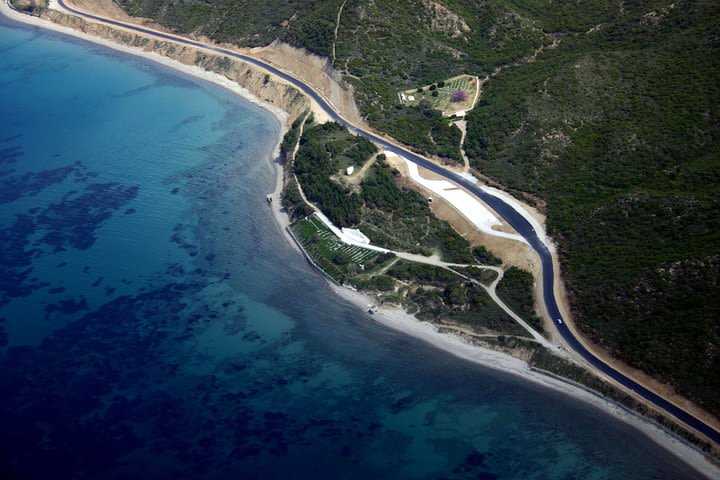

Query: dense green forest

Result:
[117,0,720,415]
[463,0,720,414]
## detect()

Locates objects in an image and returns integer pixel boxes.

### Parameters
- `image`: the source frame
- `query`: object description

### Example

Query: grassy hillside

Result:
[463,0,720,414]
[116,0,720,415]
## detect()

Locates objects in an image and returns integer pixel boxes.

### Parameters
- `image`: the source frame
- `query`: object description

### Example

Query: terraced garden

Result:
[400,75,477,115]
[290,214,379,284]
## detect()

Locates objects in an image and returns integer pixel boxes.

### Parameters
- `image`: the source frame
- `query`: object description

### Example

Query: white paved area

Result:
[385,152,526,244]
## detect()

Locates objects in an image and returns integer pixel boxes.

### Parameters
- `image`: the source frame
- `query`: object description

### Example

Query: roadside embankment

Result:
[252,40,363,125]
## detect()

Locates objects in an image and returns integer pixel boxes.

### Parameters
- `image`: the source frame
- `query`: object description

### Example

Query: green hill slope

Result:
[117,0,720,415]
[463,0,720,414]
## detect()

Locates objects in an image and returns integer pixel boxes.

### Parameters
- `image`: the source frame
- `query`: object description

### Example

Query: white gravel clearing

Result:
[385,151,527,244]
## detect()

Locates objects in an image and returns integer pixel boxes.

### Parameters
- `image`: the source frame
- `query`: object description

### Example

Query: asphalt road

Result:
[53,0,720,445]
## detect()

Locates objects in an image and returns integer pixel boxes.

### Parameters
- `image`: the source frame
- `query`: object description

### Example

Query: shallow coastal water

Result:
[0,16,707,479]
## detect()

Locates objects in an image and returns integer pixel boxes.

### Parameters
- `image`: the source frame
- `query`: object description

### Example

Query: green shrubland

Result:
[496,267,543,333]
[293,122,473,263]
[463,0,720,413]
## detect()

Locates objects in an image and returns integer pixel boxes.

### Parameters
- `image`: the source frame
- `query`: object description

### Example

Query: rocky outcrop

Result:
[44,9,310,126]
[421,0,470,38]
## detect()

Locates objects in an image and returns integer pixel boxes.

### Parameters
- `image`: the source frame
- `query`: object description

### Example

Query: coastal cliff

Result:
[251,39,363,125]
[44,9,310,127]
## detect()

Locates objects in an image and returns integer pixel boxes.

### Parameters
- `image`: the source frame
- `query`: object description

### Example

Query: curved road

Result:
[50,0,720,445]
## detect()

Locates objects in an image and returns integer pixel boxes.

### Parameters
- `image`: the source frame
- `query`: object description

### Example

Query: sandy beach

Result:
[1,2,717,477]
[330,286,719,478]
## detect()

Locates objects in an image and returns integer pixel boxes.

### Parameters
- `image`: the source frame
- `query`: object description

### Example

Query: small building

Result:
[408,95,415,101]
[346,166,354,175]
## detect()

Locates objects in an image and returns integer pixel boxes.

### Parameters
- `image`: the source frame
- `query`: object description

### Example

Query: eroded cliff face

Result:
[44,10,310,126]
[252,40,363,125]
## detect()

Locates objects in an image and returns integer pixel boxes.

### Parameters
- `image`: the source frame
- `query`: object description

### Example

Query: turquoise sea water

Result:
[0,16,707,479]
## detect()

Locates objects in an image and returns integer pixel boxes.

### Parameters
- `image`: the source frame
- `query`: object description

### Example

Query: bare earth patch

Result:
[66,0,143,23]
[252,40,363,125]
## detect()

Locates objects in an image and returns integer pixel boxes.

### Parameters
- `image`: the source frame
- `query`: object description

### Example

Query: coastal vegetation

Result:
[290,121,472,262]
[471,245,502,266]
[388,261,527,336]
[280,113,314,220]
[496,267,543,334]
[453,266,498,286]
[497,267,544,332]
[283,120,541,337]
[292,121,376,227]
[120,0,720,416]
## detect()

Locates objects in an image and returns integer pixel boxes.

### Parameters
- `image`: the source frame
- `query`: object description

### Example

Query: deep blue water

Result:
[0,15,707,480]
